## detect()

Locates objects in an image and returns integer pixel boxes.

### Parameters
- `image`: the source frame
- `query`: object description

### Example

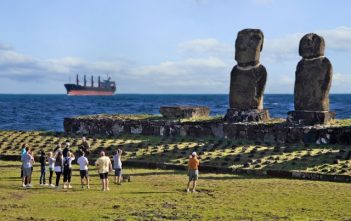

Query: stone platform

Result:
[64,114,351,145]
[225,109,270,123]
[160,106,210,119]
[287,111,335,126]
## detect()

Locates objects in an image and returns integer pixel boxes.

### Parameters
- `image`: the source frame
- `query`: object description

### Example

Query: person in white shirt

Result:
[21,147,35,188]
[77,151,90,189]
[48,152,56,187]
[113,149,123,185]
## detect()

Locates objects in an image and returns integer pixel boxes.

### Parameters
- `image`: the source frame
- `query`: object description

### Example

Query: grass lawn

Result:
[0,161,350,221]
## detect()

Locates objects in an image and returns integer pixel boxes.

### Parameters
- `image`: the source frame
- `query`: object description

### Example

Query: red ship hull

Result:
[67,90,115,96]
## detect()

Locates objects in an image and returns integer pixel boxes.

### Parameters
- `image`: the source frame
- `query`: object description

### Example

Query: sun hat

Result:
[191,151,197,156]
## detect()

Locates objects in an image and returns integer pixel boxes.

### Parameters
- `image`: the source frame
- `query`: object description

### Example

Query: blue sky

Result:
[0,0,351,94]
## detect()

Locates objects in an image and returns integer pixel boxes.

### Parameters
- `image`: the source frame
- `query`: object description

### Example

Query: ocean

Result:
[0,94,350,131]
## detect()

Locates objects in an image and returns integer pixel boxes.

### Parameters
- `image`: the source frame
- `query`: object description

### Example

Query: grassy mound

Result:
[0,161,350,220]
[0,130,350,176]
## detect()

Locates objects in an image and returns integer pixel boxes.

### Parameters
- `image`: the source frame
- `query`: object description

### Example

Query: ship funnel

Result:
[84,75,87,87]
[91,75,94,87]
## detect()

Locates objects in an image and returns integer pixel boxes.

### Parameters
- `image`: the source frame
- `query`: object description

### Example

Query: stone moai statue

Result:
[225,29,270,122]
[287,33,335,125]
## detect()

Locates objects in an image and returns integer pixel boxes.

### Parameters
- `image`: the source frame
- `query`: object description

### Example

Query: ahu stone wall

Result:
[64,116,351,145]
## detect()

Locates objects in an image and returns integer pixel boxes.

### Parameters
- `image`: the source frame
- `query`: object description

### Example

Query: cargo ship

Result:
[64,75,116,96]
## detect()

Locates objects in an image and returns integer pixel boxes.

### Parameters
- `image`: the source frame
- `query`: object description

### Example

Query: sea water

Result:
[0,94,350,131]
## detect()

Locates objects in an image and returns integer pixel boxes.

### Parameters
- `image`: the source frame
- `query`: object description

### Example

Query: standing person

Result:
[48,152,56,187]
[21,147,35,188]
[63,151,75,189]
[80,137,90,155]
[20,144,27,186]
[77,151,90,189]
[113,149,123,185]
[54,143,63,154]
[39,150,47,186]
[54,151,63,188]
[62,142,71,158]
[186,152,200,193]
[95,151,112,191]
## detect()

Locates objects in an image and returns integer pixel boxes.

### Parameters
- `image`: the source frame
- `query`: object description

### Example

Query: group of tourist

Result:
[20,137,200,193]
[20,137,123,191]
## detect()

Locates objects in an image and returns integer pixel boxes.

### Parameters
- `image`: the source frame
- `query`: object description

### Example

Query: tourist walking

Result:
[54,151,63,188]
[39,150,47,186]
[77,151,90,189]
[63,151,75,189]
[186,152,200,193]
[113,149,123,185]
[95,151,112,191]
[21,147,35,188]
[48,152,56,187]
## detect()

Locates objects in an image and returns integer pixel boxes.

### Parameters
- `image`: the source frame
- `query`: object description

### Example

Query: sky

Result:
[1,0,351,94]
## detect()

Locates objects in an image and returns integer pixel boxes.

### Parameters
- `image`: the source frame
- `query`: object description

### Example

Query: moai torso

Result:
[229,29,267,110]
[229,65,267,110]
[294,33,333,111]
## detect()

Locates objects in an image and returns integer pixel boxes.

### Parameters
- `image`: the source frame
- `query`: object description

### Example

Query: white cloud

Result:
[178,38,231,56]
[320,26,351,50]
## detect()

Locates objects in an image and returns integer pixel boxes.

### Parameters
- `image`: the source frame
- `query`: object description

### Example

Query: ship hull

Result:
[64,84,116,96]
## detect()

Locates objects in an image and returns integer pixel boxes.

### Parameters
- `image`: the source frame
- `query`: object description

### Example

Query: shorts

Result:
[188,169,199,181]
[80,170,89,179]
[114,168,122,177]
[99,172,108,180]
[23,167,32,177]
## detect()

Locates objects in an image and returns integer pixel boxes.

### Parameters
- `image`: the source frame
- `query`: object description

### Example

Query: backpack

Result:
[63,157,70,170]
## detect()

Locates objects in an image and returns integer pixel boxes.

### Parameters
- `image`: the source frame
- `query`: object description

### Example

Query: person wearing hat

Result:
[186,151,200,193]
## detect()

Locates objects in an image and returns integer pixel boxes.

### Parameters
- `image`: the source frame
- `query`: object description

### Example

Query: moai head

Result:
[299,33,325,59]
[235,29,264,67]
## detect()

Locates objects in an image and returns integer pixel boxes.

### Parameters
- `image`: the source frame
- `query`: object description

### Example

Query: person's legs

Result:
[67,169,72,188]
[27,175,32,187]
[106,175,110,190]
[186,180,192,192]
[43,170,46,185]
[192,181,197,192]
[55,172,61,187]
[40,171,43,184]
[86,176,90,188]
[99,173,105,190]
[63,170,68,188]
[28,167,33,184]
[49,170,53,185]
[116,169,122,184]
[22,176,26,187]
[85,171,90,188]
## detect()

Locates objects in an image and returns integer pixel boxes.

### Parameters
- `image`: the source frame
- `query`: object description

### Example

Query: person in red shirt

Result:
[186,151,199,193]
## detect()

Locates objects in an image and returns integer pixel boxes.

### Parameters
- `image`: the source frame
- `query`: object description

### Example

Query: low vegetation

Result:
[0,130,350,176]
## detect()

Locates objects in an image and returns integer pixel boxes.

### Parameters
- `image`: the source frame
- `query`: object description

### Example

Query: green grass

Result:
[0,131,350,176]
[0,161,350,221]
